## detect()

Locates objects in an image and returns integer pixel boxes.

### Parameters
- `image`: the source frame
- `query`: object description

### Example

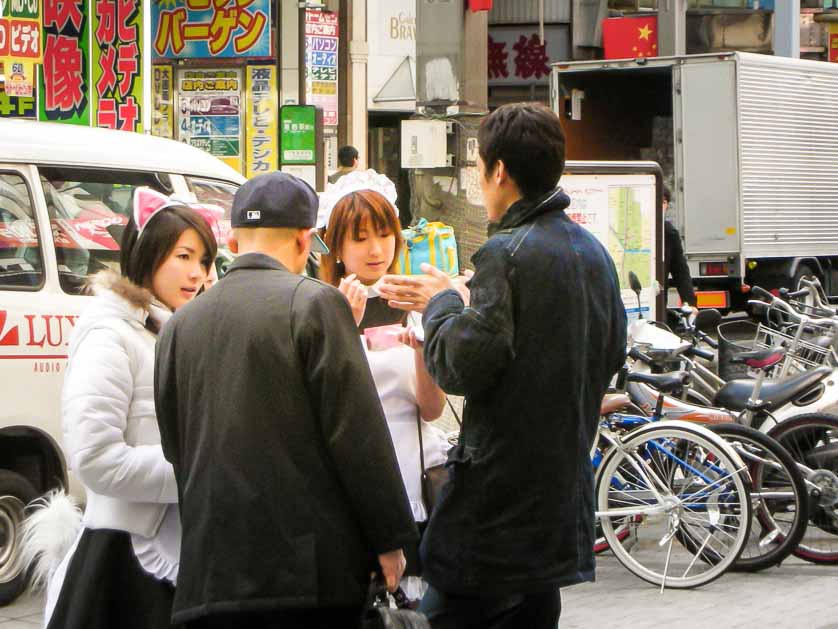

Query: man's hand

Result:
[378,263,456,312]
[451,269,474,306]
[377,549,406,592]
[338,274,367,326]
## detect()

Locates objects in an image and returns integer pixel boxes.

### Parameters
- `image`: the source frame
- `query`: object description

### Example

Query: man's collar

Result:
[225,252,289,274]
[497,188,571,231]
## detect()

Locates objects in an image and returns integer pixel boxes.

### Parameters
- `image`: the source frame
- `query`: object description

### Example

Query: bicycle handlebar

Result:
[750,285,774,300]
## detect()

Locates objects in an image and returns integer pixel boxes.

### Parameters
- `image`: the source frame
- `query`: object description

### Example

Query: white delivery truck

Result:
[551,52,838,311]
[0,119,244,605]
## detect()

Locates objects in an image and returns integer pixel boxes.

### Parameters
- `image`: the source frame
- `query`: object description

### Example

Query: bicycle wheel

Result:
[767,413,838,564]
[596,422,752,588]
[709,423,807,572]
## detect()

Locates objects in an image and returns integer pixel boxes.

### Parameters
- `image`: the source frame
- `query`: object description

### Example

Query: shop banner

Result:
[1,0,42,59]
[152,0,271,59]
[245,65,277,177]
[0,77,37,117]
[39,0,90,124]
[178,68,243,173]
[280,105,316,165]
[91,0,142,132]
[830,24,838,63]
[304,9,338,127]
[4,59,35,96]
[152,64,174,138]
[487,26,570,87]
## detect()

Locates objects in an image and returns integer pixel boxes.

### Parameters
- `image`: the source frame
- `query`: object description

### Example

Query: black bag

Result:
[417,398,462,517]
[361,577,430,629]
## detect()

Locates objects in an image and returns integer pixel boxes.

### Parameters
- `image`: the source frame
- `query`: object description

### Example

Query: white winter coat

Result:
[58,271,180,580]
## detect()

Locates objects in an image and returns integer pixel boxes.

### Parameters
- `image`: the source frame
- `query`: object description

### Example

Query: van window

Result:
[38,167,169,295]
[0,172,44,290]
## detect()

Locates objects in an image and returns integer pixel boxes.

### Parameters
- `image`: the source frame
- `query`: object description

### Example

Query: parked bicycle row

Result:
[592,272,838,591]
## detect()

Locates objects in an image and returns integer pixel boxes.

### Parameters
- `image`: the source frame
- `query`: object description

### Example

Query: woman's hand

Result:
[338,274,367,326]
[397,326,422,350]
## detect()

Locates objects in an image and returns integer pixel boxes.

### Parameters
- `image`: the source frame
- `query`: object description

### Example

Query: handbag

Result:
[397,219,460,277]
[361,576,430,629]
[417,398,463,516]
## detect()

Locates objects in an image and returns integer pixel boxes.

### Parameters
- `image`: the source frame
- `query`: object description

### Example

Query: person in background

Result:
[329,145,360,184]
[319,186,449,603]
[154,172,417,629]
[663,186,698,312]
[377,103,627,628]
[45,188,217,629]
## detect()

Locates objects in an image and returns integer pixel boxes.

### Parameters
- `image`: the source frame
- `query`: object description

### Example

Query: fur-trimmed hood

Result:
[88,270,154,311]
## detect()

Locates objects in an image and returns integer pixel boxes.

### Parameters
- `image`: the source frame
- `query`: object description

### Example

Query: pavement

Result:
[3,554,836,628]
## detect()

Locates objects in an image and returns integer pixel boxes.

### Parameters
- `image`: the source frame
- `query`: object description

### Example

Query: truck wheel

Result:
[0,470,37,606]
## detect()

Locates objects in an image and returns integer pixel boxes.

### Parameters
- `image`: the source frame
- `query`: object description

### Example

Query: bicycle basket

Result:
[717,320,758,381]
[753,322,832,375]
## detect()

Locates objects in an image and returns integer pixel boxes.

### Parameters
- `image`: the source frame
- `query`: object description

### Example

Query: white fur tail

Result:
[19,490,82,591]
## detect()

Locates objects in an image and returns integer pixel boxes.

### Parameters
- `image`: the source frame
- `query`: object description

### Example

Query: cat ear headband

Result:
[133,187,223,238]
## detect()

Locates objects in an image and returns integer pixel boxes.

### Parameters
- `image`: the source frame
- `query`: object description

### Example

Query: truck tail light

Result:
[700,262,729,276]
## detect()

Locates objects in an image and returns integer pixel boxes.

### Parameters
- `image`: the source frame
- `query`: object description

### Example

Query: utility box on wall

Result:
[401,119,448,168]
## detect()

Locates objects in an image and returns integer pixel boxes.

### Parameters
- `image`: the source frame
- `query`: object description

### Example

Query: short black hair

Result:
[337,145,359,167]
[478,103,566,200]
[662,185,671,203]
[120,204,217,289]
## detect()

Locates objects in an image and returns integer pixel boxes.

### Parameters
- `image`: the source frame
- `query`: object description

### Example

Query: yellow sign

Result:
[245,65,278,178]
[3,59,35,97]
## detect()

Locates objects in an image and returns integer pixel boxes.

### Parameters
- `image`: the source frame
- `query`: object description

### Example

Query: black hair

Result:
[337,145,359,168]
[120,203,218,290]
[477,103,566,200]
[662,185,671,203]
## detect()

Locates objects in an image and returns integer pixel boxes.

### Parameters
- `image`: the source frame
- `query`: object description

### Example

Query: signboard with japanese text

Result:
[245,65,277,177]
[39,0,90,125]
[830,24,838,63]
[4,59,35,96]
[92,0,142,132]
[280,105,316,165]
[487,26,570,87]
[0,68,37,117]
[304,9,338,127]
[152,0,271,59]
[2,0,42,98]
[177,68,243,173]
[152,64,174,138]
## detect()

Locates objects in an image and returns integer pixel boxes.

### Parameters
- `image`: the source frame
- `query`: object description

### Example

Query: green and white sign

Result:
[280,105,316,165]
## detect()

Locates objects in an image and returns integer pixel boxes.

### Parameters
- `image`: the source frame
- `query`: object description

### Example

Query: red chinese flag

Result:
[601,16,658,60]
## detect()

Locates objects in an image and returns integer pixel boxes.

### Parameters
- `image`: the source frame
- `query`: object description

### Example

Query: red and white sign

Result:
[304,9,339,126]
[487,26,570,86]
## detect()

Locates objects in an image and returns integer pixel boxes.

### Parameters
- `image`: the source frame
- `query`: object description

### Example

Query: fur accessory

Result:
[317,169,399,229]
[19,490,83,591]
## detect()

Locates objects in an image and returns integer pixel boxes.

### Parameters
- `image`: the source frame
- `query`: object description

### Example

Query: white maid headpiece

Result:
[317,169,399,229]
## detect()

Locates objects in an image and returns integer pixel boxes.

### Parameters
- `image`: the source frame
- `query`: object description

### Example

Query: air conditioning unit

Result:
[401,120,448,168]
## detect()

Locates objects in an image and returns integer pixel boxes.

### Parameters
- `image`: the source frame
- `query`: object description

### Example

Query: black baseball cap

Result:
[231,172,329,253]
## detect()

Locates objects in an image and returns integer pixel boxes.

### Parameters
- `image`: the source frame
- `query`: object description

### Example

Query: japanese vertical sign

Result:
[2,0,42,97]
[280,105,316,165]
[92,0,142,132]
[829,24,838,64]
[245,65,277,178]
[304,9,338,127]
[152,65,174,138]
[40,0,89,124]
[152,0,271,59]
[177,68,243,173]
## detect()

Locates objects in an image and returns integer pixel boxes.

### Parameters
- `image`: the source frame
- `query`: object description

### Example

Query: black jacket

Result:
[154,253,417,623]
[664,220,696,306]
[419,189,627,595]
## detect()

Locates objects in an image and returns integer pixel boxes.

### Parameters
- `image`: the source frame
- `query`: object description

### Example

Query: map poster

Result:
[562,174,657,321]
[176,68,243,173]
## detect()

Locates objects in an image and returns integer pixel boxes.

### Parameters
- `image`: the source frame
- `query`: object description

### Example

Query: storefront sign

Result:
[280,105,316,165]
[39,0,89,124]
[177,68,243,173]
[2,0,41,97]
[0,80,36,117]
[152,64,173,138]
[3,59,34,96]
[487,26,570,86]
[92,0,142,132]
[830,24,838,64]
[245,65,277,177]
[152,0,271,59]
[304,9,338,126]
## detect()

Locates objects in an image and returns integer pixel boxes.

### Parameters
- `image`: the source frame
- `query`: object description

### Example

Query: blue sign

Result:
[182,115,240,138]
[152,0,272,59]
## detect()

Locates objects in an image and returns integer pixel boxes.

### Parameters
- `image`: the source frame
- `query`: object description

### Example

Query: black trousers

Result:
[419,585,561,629]
[184,606,361,629]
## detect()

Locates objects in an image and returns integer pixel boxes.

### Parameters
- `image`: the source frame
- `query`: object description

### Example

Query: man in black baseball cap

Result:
[155,171,417,628]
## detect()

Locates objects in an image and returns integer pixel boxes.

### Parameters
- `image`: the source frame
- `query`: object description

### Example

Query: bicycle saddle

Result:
[626,371,691,394]
[713,366,833,412]
[730,347,786,370]
[600,394,631,415]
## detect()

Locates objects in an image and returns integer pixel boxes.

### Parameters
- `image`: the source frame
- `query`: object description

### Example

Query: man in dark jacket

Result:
[663,186,697,309]
[378,103,627,628]
[154,172,418,628]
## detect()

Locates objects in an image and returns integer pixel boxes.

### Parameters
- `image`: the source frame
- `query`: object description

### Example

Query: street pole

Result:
[658,0,687,57]
[774,0,801,58]
[143,0,152,133]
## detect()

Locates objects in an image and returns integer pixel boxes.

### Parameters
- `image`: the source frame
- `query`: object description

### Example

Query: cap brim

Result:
[311,232,330,254]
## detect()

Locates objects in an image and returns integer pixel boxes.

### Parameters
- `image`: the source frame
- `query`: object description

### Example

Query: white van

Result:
[0,119,245,604]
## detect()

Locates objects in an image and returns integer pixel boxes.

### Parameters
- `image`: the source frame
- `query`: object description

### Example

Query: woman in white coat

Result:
[45,188,217,629]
